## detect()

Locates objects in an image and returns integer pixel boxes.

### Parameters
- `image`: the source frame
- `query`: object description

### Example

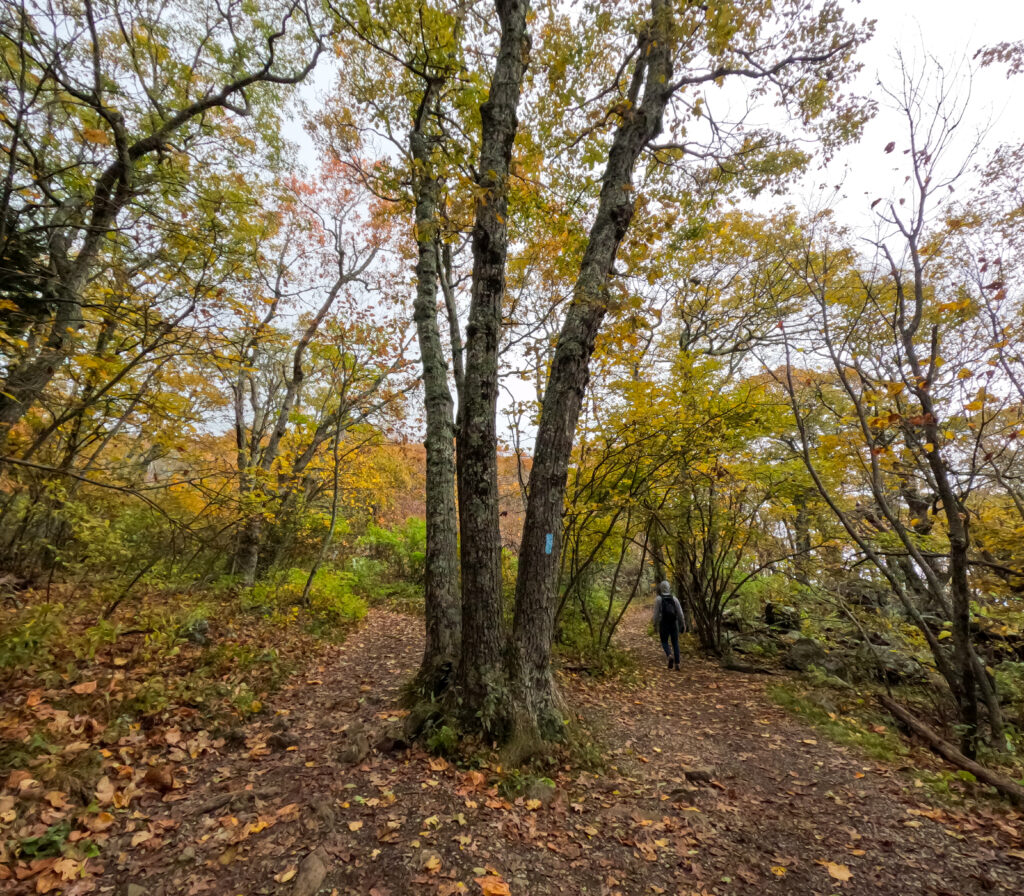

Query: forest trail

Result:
[37,607,1023,896]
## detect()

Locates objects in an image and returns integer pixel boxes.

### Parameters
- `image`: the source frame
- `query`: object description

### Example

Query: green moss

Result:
[769,683,908,762]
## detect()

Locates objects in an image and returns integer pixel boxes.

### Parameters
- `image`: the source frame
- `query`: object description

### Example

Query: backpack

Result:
[660,594,678,625]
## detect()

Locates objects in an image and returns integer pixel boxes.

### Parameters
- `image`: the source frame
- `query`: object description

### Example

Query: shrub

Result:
[357,518,426,584]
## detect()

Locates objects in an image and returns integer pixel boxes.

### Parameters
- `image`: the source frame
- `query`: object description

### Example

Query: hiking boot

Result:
[667,657,673,669]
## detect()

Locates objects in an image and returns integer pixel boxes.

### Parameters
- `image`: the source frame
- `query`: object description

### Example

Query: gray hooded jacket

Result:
[652,580,685,632]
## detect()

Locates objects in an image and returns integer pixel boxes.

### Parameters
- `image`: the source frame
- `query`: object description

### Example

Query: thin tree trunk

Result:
[510,0,674,741]
[410,100,462,689]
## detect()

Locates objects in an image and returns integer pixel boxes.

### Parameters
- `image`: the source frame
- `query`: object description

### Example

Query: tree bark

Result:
[410,109,462,690]
[454,0,532,732]
[510,0,675,741]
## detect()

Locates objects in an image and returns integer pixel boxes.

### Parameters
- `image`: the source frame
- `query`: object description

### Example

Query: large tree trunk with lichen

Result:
[509,0,675,744]
[410,118,462,692]
[454,0,531,734]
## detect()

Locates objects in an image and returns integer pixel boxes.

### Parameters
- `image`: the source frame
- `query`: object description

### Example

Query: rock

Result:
[375,721,409,754]
[338,723,370,765]
[721,606,748,632]
[181,618,211,646]
[681,765,716,785]
[293,847,329,896]
[310,797,336,832]
[176,846,196,864]
[720,655,774,675]
[820,651,853,682]
[855,643,924,683]
[524,779,558,807]
[785,638,826,672]
[403,701,440,741]
[765,603,801,632]
[837,578,887,608]
[126,885,147,896]
[267,732,298,751]
[728,632,779,657]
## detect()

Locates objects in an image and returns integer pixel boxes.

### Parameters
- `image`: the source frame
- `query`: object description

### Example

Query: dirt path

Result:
[40,607,1023,896]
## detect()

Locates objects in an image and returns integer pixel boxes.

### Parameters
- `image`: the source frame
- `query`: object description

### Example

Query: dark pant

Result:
[659,619,680,664]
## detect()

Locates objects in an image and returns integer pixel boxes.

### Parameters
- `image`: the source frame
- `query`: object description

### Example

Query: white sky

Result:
[794,0,1024,229]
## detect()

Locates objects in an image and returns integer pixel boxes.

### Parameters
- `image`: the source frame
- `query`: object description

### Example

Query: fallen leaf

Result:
[95,777,115,806]
[348,821,363,832]
[86,811,115,833]
[475,875,511,896]
[274,868,297,883]
[52,858,80,881]
[44,791,70,809]
[818,860,852,882]
[71,681,98,695]
[130,831,153,847]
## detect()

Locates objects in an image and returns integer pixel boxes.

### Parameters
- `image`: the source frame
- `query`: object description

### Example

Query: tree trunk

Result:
[235,514,262,587]
[410,118,462,691]
[453,0,532,733]
[510,0,675,742]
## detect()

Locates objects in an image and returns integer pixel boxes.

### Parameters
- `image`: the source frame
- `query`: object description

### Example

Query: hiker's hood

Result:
[658,581,671,596]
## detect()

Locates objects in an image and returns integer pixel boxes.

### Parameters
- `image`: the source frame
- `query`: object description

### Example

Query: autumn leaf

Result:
[82,127,110,145]
[44,791,70,809]
[71,680,98,695]
[817,860,853,881]
[95,776,115,806]
[52,858,81,881]
[85,811,115,833]
[475,874,511,896]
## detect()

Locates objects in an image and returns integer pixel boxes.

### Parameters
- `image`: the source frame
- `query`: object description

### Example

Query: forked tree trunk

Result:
[510,0,675,742]
[458,0,532,729]
[453,0,532,733]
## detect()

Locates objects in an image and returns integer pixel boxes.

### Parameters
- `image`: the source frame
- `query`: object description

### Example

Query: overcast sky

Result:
[792,0,1024,229]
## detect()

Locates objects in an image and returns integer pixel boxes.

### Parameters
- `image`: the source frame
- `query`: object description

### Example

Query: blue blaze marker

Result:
[545,533,553,555]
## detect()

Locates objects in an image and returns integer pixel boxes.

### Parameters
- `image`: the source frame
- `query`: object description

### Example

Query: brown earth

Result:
[6,606,1023,896]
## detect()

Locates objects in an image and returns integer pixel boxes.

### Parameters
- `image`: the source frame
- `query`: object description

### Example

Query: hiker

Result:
[653,580,685,669]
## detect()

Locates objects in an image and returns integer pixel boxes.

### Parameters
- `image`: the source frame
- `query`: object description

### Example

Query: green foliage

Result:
[425,724,459,756]
[245,568,367,635]
[994,662,1024,706]
[358,518,426,583]
[0,604,65,670]
[769,684,909,763]
[496,770,555,800]
[18,821,71,859]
